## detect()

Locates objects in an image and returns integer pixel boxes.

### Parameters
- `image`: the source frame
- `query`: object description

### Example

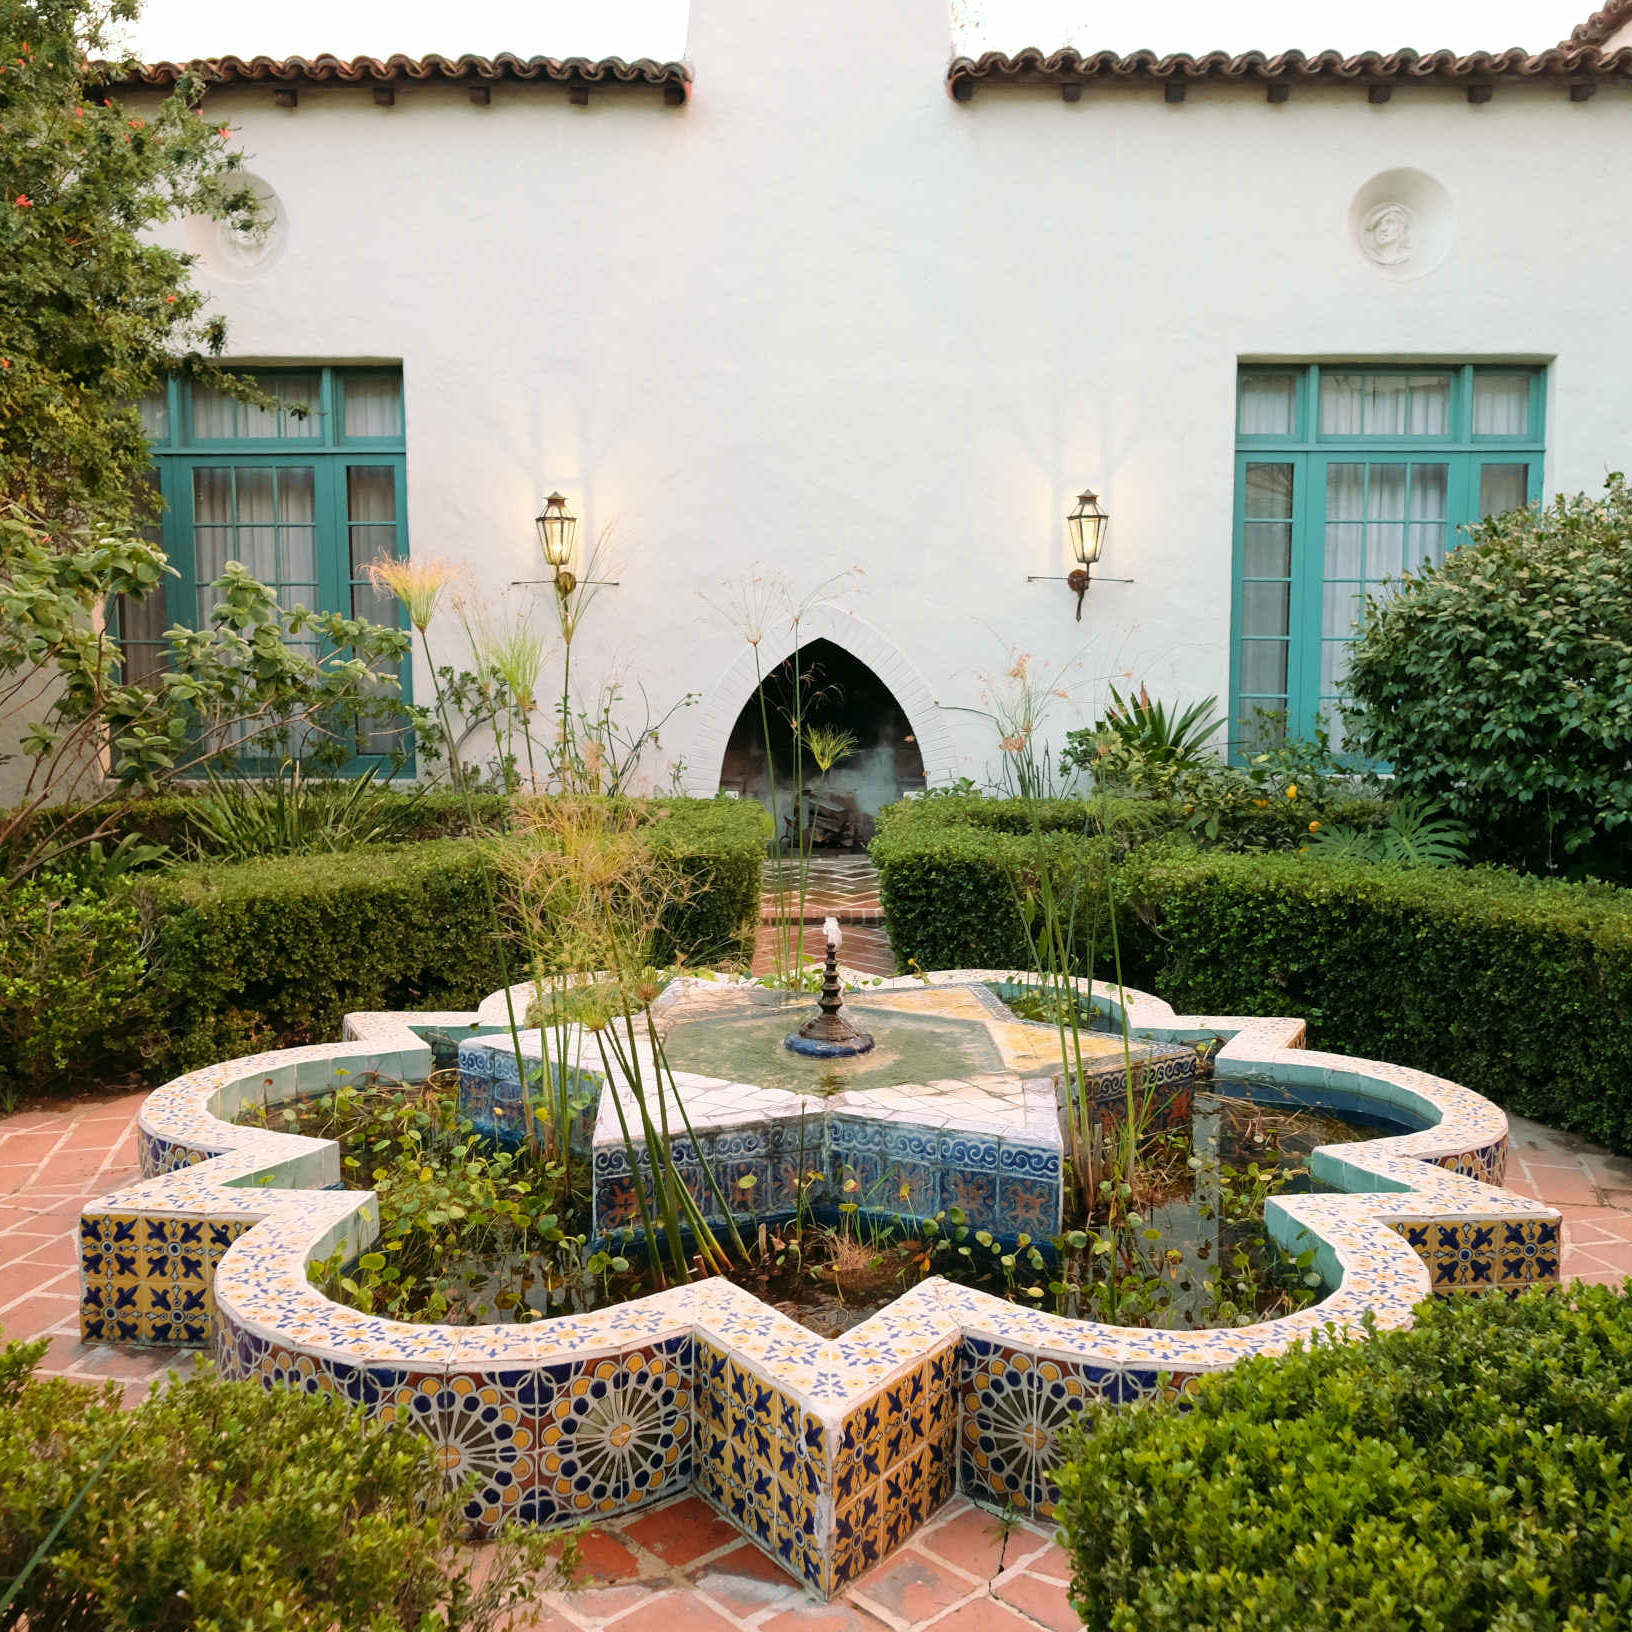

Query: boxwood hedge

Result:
[136,797,766,1074]
[1054,1284,1632,1632]
[874,799,1632,1152]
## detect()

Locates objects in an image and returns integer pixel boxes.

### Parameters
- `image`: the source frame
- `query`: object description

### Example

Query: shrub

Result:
[1344,475,1632,878]
[0,1336,575,1632]
[1118,843,1632,1151]
[874,801,1632,1153]
[0,879,150,1106]
[138,798,765,1074]
[1054,1283,1632,1632]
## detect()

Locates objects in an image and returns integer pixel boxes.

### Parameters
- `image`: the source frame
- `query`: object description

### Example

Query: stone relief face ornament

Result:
[1361,201,1415,266]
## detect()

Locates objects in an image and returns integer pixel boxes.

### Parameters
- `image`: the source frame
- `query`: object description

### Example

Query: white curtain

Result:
[192,386,237,439]
[1473,374,1530,436]
[1239,375,1296,436]
[347,466,399,623]
[1320,373,1449,436]
[1480,463,1529,516]
[344,376,403,438]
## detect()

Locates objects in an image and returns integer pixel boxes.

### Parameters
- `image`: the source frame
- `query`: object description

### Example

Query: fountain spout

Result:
[785,917,876,1058]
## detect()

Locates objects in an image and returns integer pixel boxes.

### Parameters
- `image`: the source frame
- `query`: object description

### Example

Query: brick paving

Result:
[484,1493,1076,1632]
[6,902,1632,1627]
[752,855,896,980]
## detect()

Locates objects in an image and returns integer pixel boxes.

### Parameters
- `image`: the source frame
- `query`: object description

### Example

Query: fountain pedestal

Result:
[785,932,875,1058]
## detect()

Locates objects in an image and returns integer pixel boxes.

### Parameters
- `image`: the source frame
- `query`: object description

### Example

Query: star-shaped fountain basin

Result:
[457,978,1196,1246]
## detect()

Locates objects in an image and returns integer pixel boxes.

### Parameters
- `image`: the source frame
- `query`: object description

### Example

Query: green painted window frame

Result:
[1230,363,1546,759]
[122,365,414,774]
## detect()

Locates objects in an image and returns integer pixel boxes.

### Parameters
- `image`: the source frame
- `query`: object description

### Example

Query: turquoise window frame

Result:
[1230,363,1546,758]
[128,365,414,774]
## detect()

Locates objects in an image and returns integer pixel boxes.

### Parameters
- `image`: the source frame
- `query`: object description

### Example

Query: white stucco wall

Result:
[133,0,1632,792]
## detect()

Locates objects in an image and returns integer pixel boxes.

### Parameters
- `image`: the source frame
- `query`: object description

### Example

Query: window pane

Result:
[1244,462,1294,518]
[1320,639,1351,697]
[1408,375,1450,435]
[1243,521,1291,578]
[192,386,238,440]
[1239,641,1288,695]
[1239,376,1296,436]
[1242,581,1289,638]
[1473,373,1530,436]
[1325,463,1366,520]
[347,466,396,524]
[1320,372,1451,436]
[1365,465,1407,520]
[1364,376,1409,437]
[344,376,403,438]
[1320,374,1364,435]
[1324,521,1363,579]
[1480,463,1530,516]
[138,391,169,442]
[1322,581,1362,638]
[194,375,322,440]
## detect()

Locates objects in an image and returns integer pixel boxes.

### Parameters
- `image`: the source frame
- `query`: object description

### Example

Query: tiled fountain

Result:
[79,966,1561,1598]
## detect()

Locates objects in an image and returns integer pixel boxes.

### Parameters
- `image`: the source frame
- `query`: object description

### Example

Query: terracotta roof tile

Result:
[100,51,689,101]
[1568,1,1632,45]
[947,42,1632,100]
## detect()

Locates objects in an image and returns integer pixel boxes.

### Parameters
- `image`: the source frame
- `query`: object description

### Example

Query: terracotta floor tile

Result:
[995,1570,1083,1631]
[599,1592,738,1631]
[849,1547,976,1625]
[567,1581,658,1623]
[762,1603,892,1631]
[916,1505,1008,1579]
[1013,1541,1072,1584]
[927,1595,1053,1631]
[689,1542,803,1615]
[1,1294,79,1338]
[618,1498,743,1567]
[576,1528,647,1583]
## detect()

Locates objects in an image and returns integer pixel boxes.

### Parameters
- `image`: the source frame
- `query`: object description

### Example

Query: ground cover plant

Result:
[0,1335,577,1632]
[1053,1282,1632,1632]
[253,1057,1329,1338]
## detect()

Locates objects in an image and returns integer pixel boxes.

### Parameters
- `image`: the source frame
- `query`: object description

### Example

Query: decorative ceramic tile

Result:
[77,971,1563,1601]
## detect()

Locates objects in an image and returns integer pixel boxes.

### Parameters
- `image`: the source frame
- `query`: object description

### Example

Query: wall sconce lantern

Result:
[534,492,578,595]
[1030,487,1131,620]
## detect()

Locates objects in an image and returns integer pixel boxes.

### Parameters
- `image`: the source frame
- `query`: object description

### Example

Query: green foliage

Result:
[1344,475,1632,877]
[1054,1284,1632,1632]
[183,761,431,861]
[1119,842,1632,1152]
[138,798,764,1075]
[0,510,423,880]
[254,1077,593,1323]
[1308,796,1470,868]
[0,1,256,528]
[876,801,1632,1153]
[3,787,509,863]
[0,877,148,1105]
[0,1335,575,1632]
[1062,686,1224,781]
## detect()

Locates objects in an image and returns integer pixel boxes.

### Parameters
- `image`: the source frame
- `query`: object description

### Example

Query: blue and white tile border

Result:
[78,971,1560,1596]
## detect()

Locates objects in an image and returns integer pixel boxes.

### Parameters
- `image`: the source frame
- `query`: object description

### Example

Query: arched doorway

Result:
[719,639,926,848]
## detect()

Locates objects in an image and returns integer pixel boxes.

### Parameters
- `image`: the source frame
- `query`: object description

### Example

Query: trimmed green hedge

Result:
[874,798,1632,1152]
[1119,844,1632,1152]
[3,788,509,861]
[1055,1284,1632,1632]
[138,798,766,1074]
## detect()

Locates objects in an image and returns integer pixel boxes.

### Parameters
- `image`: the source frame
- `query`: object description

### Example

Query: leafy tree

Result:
[1344,475,1632,878]
[0,0,255,529]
